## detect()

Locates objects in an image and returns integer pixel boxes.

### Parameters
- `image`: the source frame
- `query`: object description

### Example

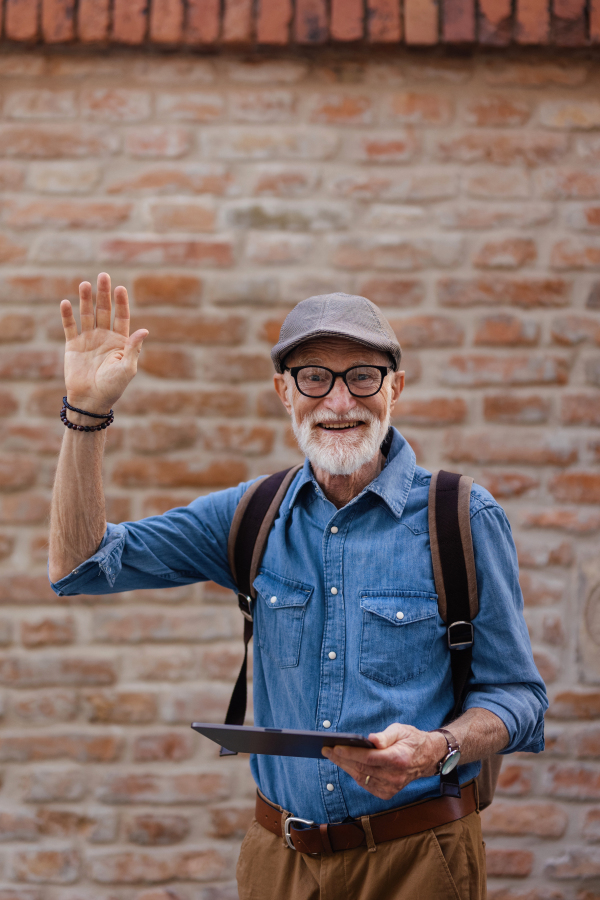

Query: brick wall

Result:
[0,49,599,899]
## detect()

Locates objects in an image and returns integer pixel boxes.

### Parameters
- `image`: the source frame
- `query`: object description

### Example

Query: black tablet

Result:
[191,723,375,759]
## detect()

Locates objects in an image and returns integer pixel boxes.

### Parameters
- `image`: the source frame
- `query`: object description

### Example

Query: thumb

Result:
[368,723,405,749]
[124,329,148,364]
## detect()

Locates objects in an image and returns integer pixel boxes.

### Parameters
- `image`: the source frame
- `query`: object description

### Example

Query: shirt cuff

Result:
[50,523,126,596]
[463,691,545,755]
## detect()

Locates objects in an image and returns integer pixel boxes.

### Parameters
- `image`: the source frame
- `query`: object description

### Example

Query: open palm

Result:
[61,273,148,413]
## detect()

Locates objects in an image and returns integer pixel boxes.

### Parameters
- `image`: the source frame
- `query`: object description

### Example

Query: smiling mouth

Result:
[317,422,364,431]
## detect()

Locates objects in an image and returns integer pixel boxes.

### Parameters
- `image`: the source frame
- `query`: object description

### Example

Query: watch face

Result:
[441,749,461,775]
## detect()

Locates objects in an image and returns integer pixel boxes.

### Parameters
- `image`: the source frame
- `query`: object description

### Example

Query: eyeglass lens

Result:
[296,366,383,397]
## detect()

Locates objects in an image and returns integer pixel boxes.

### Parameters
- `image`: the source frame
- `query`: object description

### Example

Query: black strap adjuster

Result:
[447,620,474,650]
[237,593,253,622]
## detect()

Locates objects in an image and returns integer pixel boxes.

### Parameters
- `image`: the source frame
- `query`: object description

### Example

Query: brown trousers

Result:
[237,806,486,900]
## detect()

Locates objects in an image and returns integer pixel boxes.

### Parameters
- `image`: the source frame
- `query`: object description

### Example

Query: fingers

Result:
[60,299,78,342]
[123,329,148,366]
[95,272,112,330]
[113,285,130,337]
[79,281,94,332]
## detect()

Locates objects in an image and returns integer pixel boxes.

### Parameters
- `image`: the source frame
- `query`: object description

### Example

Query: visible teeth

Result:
[320,422,360,429]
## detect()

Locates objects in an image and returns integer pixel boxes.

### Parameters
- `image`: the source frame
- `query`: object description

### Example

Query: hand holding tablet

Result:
[192,723,375,759]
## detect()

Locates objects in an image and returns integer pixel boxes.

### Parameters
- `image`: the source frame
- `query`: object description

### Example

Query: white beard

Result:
[291,402,391,476]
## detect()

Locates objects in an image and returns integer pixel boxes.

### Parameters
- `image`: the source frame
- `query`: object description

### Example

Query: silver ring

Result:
[365,775,370,786]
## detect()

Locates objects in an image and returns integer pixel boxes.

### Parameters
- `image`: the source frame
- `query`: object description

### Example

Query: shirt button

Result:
[326,783,335,792]
[270,596,277,603]
[323,720,331,728]
[330,587,338,595]
[396,611,404,620]
[330,526,338,534]
[328,651,337,660]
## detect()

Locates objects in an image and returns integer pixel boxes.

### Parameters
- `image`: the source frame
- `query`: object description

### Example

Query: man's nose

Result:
[323,376,356,414]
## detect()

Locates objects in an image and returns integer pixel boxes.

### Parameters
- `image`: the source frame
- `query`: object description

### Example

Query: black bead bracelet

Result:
[61,397,114,433]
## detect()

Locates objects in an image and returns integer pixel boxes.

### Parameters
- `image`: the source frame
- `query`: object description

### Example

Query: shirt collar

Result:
[287,427,416,521]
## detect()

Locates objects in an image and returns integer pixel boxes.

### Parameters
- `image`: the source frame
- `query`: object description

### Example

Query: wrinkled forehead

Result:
[285,336,391,369]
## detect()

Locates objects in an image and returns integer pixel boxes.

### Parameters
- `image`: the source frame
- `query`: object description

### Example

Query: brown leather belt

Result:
[255,782,477,855]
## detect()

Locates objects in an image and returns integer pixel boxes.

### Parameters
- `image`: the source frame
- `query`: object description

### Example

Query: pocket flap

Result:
[360,591,438,626]
[253,570,313,609]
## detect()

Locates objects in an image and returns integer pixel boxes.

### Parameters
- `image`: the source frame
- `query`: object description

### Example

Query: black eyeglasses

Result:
[285,365,391,398]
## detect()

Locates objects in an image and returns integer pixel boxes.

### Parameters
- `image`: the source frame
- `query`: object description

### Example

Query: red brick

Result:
[6,200,131,230]
[0,574,56,604]
[97,770,229,804]
[542,612,567,645]
[82,691,157,724]
[541,100,600,131]
[357,278,425,307]
[516,0,549,43]
[496,763,534,796]
[23,768,86,802]
[539,169,600,200]
[547,849,600,880]
[330,235,462,270]
[439,202,551,230]
[112,0,148,43]
[310,94,372,125]
[520,571,565,605]
[439,133,567,167]
[199,643,244,680]
[150,0,183,42]
[113,457,247,489]
[475,315,539,346]
[474,238,537,269]
[0,653,117,686]
[257,0,292,43]
[0,162,24,190]
[0,533,14,560]
[133,732,195,762]
[108,164,230,195]
[20,615,75,647]
[294,0,328,42]
[210,804,255,838]
[347,132,420,165]
[573,727,600,759]
[202,351,274,383]
[552,0,586,44]
[534,648,559,683]
[367,0,401,41]
[478,471,539,498]
[549,690,600,720]
[142,493,198,516]
[486,848,534,877]
[482,801,567,837]
[78,0,110,40]
[132,313,245,345]
[388,93,452,125]
[592,0,600,41]
[544,764,600,800]
[393,397,467,426]
[133,274,203,307]
[13,848,80,884]
[125,127,191,158]
[101,236,233,266]
[0,494,50,525]
[552,315,600,345]
[550,472,600,505]
[185,0,220,42]
[138,347,195,379]
[404,0,438,43]
[485,61,587,85]
[202,424,275,455]
[37,808,116,842]
[478,0,512,44]
[483,395,549,424]
[390,315,463,347]
[464,96,530,127]
[5,0,40,41]
[149,198,216,232]
[521,507,600,533]
[156,92,224,122]
[331,0,363,40]
[0,812,39,843]
[251,165,316,196]
[561,394,600,426]
[42,0,75,42]
[127,814,190,845]
[10,689,77,724]
[0,733,121,762]
[0,235,27,263]
[81,88,151,121]
[161,685,233,724]
[5,89,76,119]
[0,124,119,157]
[0,391,18,416]
[443,354,569,387]
[442,0,475,41]
[445,430,576,466]
[222,0,252,41]
[0,314,35,343]
[0,455,36,492]
[118,388,246,417]
[128,421,197,454]
[587,358,600,387]
[437,277,570,308]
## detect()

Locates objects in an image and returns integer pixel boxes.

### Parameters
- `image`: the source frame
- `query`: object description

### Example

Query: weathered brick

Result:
[357,278,425,307]
[118,388,246,418]
[201,424,275,456]
[133,274,203,307]
[161,685,233,724]
[475,315,539,346]
[538,169,600,200]
[133,732,195,762]
[393,397,467,426]
[92,608,236,644]
[541,101,600,130]
[0,812,39,842]
[520,571,565,605]
[474,237,537,269]
[5,90,76,119]
[36,808,117,842]
[20,616,75,648]
[0,494,50,526]
[583,808,600,841]
[404,0,438,43]
[520,507,600,533]
[136,347,195,380]
[13,848,80,884]
[112,457,247,489]
[445,430,576,466]
[78,0,110,40]
[483,395,550,423]
[464,96,530,127]
[0,456,37,492]
[126,814,190,845]
[10,689,78,725]
[132,313,245,346]
[437,276,570,308]
[0,733,121,763]
[245,232,313,264]
[0,125,119,158]
[81,691,158,724]
[549,691,600,720]
[386,93,452,125]
[108,164,231,195]
[201,126,339,161]
[478,471,539,498]
[482,801,567,837]
[96,771,230,804]
[545,848,600,879]
[201,351,273,383]
[127,421,197,454]
[125,127,192,159]
[443,355,569,387]
[0,655,116,687]
[439,133,568,167]
[329,235,462,270]
[6,200,131,230]
[390,315,463,347]
[23,769,87,803]
[484,61,587,85]
[561,394,600,426]
[486,848,534,877]
[550,472,600,504]
[438,202,552,230]
[551,315,600,345]
[542,612,567,645]
[0,350,62,381]
[101,236,233,267]
[329,169,457,202]
[210,804,254,838]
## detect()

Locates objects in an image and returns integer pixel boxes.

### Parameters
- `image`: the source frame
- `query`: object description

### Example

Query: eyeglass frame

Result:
[284,364,391,399]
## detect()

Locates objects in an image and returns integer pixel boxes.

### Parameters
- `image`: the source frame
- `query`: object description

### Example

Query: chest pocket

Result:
[253,570,313,668]
[359,591,438,687]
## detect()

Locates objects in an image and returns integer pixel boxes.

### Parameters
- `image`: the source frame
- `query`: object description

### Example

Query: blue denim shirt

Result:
[51,429,547,823]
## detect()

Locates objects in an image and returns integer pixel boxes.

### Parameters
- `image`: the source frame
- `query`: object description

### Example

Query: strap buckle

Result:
[284,816,314,850]
[237,593,253,622]
[447,621,474,650]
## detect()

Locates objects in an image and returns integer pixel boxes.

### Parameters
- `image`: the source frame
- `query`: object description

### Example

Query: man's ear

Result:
[389,370,405,414]
[273,373,293,416]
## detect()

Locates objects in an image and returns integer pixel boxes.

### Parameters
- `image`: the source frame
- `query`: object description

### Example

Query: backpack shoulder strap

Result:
[219,464,302,755]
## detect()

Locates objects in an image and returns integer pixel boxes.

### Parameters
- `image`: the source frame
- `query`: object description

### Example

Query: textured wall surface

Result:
[0,49,599,900]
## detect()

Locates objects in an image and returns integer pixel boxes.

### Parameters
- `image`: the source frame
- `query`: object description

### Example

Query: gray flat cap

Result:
[271,292,402,373]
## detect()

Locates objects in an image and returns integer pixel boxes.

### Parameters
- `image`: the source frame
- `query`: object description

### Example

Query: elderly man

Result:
[50,274,547,900]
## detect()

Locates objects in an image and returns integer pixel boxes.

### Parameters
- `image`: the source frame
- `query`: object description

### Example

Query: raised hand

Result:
[61,273,148,414]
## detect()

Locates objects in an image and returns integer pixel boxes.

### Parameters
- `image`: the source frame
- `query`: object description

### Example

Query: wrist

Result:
[426,731,451,777]
[66,395,112,417]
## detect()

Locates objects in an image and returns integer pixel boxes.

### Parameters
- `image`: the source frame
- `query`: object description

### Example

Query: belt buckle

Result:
[284,815,314,850]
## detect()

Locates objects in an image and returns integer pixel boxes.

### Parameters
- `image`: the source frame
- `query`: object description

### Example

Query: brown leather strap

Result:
[255,782,477,855]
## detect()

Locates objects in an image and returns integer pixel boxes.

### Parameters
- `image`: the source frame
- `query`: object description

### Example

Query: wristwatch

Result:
[432,728,461,775]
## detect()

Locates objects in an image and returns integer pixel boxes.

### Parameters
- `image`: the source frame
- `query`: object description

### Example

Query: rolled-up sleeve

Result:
[50,480,255,597]
[463,499,548,754]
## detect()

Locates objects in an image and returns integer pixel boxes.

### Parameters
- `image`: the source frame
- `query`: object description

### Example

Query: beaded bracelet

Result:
[61,397,114,433]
